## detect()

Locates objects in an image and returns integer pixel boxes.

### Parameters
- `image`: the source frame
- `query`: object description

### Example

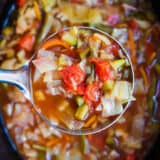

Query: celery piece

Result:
[58,55,67,67]
[102,80,115,92]
[80,135,90,154]
[155,63,160,75]
[76,96,84,107]
[32,144,47,151]
[111,59,126,71]
[106,136,115,148]
[62,32,77,46]
[77,39,83,48]
[79,48,90,59]
[75,104,89,121]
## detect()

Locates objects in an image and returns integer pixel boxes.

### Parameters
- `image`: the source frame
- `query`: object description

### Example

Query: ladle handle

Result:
[0,66,31,100]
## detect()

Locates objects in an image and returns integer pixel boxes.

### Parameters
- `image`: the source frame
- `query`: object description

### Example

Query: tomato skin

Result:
[61,64,86,93]
[96,61,113,81]
[126,153,136,160]
[18,34,35,51]
[89,58,114,81]
[16,0,27,7]
[84,82,101,104]
[129,19,138,30]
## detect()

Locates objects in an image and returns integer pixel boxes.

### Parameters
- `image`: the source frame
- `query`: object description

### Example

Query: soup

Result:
[0,0,160,160]
[32,27,133,130]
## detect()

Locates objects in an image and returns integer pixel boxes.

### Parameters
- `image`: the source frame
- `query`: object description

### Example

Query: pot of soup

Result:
[0,0,160,160]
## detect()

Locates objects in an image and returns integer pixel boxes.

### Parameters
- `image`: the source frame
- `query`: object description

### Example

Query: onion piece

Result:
[101,98,123,117]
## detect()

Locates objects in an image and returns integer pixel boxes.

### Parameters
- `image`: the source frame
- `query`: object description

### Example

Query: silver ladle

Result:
[0,26,135,135]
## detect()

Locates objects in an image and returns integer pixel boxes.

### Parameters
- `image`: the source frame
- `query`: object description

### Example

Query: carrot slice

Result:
[128,29,136,64]
[41,39,70,49]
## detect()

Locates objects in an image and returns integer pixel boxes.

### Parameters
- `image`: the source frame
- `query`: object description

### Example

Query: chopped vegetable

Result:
[79,48,90,60]
[93,59,114,81]
[16,0,27,7]
[102,80,115,92]
[59,2,102,24]
[76,96,84,107]
[101,98,123,117]
[111,59,126,71]
[35,13,53,47]
[62,32,77,46]
[32,27,133,130]
[41,39,69,50]
[32,56,57,73]
[18,33,35,51]
[84,82,101,104]
[75,104,89,121]
[80,136,90,154]
[93,33,111,45]
[155,63,160,75]
[61,64,86,93]
[110,81,133,103]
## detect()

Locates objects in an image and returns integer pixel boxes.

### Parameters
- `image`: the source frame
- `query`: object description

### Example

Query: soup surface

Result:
[0,0,160,160]
[32,27,133,130]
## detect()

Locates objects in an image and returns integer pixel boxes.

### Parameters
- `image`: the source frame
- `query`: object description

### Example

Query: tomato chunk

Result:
[61,64,86,93]
[16,0,27,7]
[89,58,114,81]
[84,82,101,104]
[18,34,35,51]
[126,153,136,160]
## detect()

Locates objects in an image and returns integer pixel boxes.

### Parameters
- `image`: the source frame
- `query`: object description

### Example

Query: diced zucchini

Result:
[70,26,78,36]
[102,80,115,92]
[76,96,84,107]
[77,38,83,48]
[110,81,133,103]
[79,48,90,59]
[155,63,160,75]
[58,55,67,66]
[0,39,6,48]
[111,59,126,71]
[75,104,89,121]
[106,136,115,148]
[62,32,77,46]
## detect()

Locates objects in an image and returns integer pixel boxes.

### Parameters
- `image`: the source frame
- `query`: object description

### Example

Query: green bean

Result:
[35,12,53,48]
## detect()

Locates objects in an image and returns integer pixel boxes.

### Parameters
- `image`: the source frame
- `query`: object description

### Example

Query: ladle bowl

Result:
[0,26,135,135]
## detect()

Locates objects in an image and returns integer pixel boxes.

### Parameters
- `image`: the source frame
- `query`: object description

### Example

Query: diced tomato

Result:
[88,133,106,150]
[18,34,35,52]
[77,83,85,95]
[89,58,114,81]
[129,19,138,30]
[126,153,136,160]
[110,41,119,56]
[16,0,27,7]
[145,42,155,55]
[84,82,101,104]
[61,64,86,93]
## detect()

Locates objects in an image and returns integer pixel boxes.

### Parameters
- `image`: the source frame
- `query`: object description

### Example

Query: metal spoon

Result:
[0,26,135,135]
